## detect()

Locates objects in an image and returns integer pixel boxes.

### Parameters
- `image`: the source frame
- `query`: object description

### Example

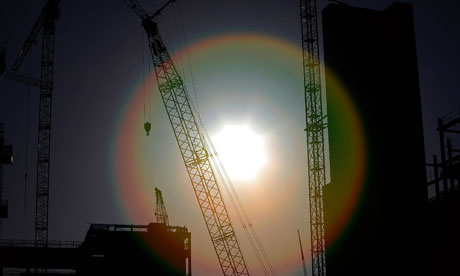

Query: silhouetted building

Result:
[322,2,427,275]
[425,191,460,276]
[0,239,81,275]
[0,223,191,275]
[78,223,191,275]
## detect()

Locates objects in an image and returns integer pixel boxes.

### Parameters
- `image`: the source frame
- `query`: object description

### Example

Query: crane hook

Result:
[144,121,151,136]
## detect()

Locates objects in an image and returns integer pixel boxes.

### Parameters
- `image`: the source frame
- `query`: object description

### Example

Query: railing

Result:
[166,225,188,233]
[2,268,76,275]
[89,223,148,232]
[88,223,189,233]
[0,239,81,248]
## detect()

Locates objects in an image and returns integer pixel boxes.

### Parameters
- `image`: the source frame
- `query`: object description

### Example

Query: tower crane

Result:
[299,0,328,275]
[11,0,61,247]
[155,187,169,225]
[123,1,250,275]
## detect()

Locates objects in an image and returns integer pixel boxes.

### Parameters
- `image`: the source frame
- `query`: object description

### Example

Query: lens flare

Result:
[322,68,367,252]
[109,33,367,275]
[212,125,266,181]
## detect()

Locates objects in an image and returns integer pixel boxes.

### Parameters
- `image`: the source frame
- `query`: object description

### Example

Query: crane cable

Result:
[148,41,152,122]
[146,0,158,11]
[172,2,186,83]
[201,121,277,276]
[168,3,262,274]
[159,15,180,76]
[142,28,152,136]
[202,126,265,276]
[170,2,276,274]
[176,0,200,118]
[182,75,276,275]
[146,1,276,274]
[142,29,146,121]
[210,150,260,276]
[24,49,32,211]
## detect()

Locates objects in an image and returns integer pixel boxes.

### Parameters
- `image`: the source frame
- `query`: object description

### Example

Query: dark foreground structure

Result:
[425,112,460,276]
[425,190,460,276]
[322,2,428,275]
[0,223,191,275]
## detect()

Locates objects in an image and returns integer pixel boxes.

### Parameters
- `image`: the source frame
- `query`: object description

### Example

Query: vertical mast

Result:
[35,0,59,246]
[12,0,61,247]
[299,0,327,275]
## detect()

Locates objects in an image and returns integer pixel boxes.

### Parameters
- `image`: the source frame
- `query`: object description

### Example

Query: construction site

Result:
[0,0,459,275]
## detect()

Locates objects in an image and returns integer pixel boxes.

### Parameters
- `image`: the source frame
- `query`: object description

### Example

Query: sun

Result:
[212,125,266,181]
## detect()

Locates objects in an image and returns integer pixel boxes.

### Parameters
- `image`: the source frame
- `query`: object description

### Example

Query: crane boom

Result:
[123,1,250,275]
[4,71,42,88]
[12,14,43,71]
[299,0,327,275]
[12,0,61,71]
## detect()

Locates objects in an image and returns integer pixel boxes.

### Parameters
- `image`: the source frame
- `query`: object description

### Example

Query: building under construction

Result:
[322,2,427,276]
[0,222,191,275]
[425,111,460,276]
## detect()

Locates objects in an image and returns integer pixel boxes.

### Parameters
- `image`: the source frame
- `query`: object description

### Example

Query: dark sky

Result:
[1,0,459,275]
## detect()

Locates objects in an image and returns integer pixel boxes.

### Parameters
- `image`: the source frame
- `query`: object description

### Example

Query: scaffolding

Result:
[426,109,460,200]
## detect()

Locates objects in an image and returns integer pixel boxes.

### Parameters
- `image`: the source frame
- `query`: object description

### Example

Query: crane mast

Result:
[123,1,250,275]
[34,0,59,247]
[299,0,327,275]
[155,187,169,225]
[11,0,61,246]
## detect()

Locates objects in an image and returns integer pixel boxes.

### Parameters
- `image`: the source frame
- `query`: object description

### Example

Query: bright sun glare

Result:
[212,125,266,181]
